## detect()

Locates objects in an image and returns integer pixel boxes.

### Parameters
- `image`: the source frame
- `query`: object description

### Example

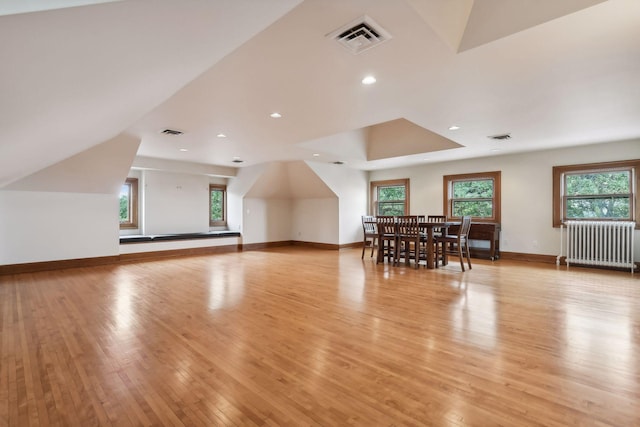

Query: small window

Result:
[119,178,138,229]
[370,179,409,216]
[553,160,639,226]
[209,184,227,226]
[443,171,501,222]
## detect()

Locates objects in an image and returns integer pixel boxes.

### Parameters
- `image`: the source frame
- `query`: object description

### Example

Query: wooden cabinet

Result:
[447,222,501,260]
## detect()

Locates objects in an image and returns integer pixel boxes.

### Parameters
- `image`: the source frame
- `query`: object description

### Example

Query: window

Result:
[553,160,639,227]
[370,179,409,216]
[119,177,138,229]
[209,184,227,226]
[443,171,501,222]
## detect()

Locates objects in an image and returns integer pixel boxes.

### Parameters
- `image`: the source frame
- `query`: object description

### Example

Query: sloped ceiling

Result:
[0,0,302,188]
[4,133,139,194]
[367,119,462,161]
[130,0,640,170]
[245,162,336,199]
[1,0,639,187]
[408,0,607,52]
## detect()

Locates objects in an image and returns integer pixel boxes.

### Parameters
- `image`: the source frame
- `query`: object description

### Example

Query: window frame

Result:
[209,184,227,227]
[552,159,639,227]
[370,179,410,216]
[119,177,139,229]
[443,171,501,223]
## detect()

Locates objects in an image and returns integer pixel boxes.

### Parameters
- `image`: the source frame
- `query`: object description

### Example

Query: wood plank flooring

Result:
[1,247,639,426]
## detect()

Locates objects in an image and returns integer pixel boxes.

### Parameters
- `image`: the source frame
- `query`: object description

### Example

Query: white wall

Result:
[370,139,640,259]
[308,162,369,245]
[142,170,210,235]
[242,198,292,244]
[227,163,268,234]
[0,191,119,264]
[291,198,339,244]
[229,162,343,246]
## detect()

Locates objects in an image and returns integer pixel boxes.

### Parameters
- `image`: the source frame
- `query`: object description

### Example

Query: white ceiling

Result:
[0,0,124,16]
[1,0,639,188]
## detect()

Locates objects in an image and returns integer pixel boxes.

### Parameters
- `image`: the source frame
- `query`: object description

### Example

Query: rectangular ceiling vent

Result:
[488,133,511,140]
[161,128,184,136]
[328,15,391,55]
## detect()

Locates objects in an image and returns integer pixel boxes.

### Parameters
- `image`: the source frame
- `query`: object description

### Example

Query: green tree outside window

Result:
[119,185,130,223]
[565,171,631,219]
[378,185,406,216]
[451,179,494,218]
[209,184,227,226]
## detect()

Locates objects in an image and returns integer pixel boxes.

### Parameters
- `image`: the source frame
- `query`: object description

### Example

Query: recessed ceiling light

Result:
[313,153,320,157]
[270,112,282,118]
[448,125,460,131]
[179,148,188,152]
[362,75,376,85]
[490,148,501,152]
[217,133,227,138]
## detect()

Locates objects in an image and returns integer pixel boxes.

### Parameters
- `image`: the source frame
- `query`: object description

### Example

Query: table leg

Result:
[426,228,434,269]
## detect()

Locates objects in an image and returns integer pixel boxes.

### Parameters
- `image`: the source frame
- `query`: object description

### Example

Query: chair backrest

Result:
[362,215,377,234]
[458,216,472,237]
[396,215,419,236]
[428,215,447,223]
[376,216,397,235]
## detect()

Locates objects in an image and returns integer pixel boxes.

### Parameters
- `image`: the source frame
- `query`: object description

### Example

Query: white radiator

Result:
[558,221,636,272]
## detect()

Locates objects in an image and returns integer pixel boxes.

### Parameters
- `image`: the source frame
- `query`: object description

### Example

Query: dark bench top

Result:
[120,231,241,244]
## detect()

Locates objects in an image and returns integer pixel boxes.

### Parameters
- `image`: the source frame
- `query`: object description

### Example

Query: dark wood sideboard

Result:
[447,222,501,260]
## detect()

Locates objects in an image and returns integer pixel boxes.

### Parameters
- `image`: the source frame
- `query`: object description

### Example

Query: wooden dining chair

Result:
[395,215,422,268]
[419,215,446,266]
[427,215,447,239]
[361,215,378,259]
[376,216,397,264]
[434,216,472,271]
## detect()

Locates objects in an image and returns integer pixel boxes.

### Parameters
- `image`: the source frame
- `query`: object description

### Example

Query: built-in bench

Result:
[120,231,241,244]
[119,230,243,262]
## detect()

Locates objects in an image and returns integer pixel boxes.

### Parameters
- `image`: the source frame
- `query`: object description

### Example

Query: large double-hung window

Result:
[370,179,409,216]
[443,171,501,222]
[553,160,639,226]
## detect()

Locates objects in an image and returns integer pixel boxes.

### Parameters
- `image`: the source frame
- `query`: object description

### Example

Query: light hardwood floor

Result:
[1,247,639,426]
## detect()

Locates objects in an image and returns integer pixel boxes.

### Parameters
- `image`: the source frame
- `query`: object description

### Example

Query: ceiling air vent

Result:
[161,128,184,136]
[328,15,391,55]
[488,133,511,140]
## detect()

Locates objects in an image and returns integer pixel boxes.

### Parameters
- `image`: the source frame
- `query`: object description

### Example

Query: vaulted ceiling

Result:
[1,0,639,189]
